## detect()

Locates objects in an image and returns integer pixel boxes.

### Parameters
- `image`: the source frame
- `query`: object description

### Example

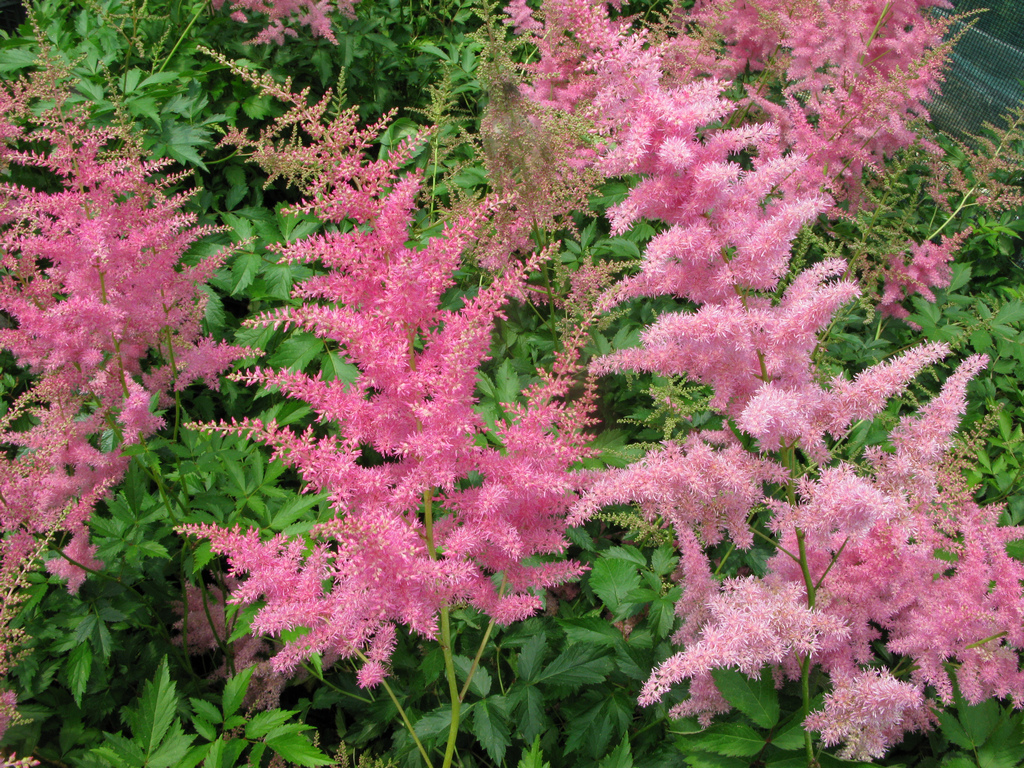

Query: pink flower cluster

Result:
[0,69,241,738]
[212,0,358,44]
[184,99,593,684]
[506,0,1024,759]
[685,0,953,200]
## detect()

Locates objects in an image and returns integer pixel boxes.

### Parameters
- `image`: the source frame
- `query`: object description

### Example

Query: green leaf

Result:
[516,634,547,682]
[513,685,547,742]
[768,716,807,751]
[268,333,326,372]
[222,667,254,719]
[230,252,261,296]
[692,724,766,757]
[957,697,1000,747]
[265,732,332,767]
[993,300,1024,326]
[937,710,976,750]
[600,736,634,768]
[651,545,679,576]
[453,655,492,697]
[159,121,211,170]
[472,697,511,765]
[557,617,623,647]
[590,557,642,615]
[270,493,323,532]
[414,706,454,742]
[93,733,146,767]
[131,658,177,752]
[537,644,614,688]
[146,720,194,768]
[66,641,92,707]
[711,668,780,728]
[246,709,295,740]
[682,752,748,768]
[517,736,551,768]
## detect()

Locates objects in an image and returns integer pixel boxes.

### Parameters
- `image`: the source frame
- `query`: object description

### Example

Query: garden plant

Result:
[1,0,1024,767]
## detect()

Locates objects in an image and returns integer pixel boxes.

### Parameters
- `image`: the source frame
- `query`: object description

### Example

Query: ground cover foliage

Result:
[1,0,1024,766]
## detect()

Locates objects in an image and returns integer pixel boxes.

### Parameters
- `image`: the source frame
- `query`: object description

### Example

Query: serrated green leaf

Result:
[265,732,331,766]
[957,697,1000,747]
[600,735,634,768]
[67,641,92,707]
[993,300,1024,326]
[268,333,326,372]
[230,252,261,296]
[146,720,194,768]
[711,668,779,728]
[768,716,807,751]
[517,634,547,682]
[692,724,765,757]
[453,655,492,697]
[517,736,550,768]
[514,685,547,742]
[472,697,510,765]
[937,710,975,749]
[651,545,679,576]
[159,122,211,170]
[557,617,622,647]
[247,709,296,740]
[93,733,147,766]
[537,645,613,687]
[222,667,254,719]
[191,714,216,742]
[271,494,323,532]
[132,658,177,752]
[590,557,642,614]
[414,706,454,742]
[683,752,748,768]
[977,714,1024,768]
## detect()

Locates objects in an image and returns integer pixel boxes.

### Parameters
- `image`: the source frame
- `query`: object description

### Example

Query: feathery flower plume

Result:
[0,62,242,737]
[184,76,594,683]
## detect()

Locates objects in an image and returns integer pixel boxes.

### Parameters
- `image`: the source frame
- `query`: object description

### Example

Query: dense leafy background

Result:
[0,0,1023,767]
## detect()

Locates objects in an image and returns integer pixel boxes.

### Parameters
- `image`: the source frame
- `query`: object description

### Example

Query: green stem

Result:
[439,604,461,768]
[459,613,500,702]
[423,489,462,768]
[371,664,436,768]
[800,653,814,766]
[156,3,206,74]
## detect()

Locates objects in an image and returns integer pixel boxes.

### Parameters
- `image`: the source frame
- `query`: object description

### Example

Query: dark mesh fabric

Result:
[930,0,1024,141]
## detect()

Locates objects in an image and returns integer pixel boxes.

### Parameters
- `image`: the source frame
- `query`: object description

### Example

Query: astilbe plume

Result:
[184,86,594,684]
[0,67,242,737]
[507,1,1024,758]
[211,0,357,45]
[680,0,955,202]
[505,0,962,315]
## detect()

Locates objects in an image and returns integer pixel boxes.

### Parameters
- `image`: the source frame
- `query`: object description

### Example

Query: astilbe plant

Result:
[506,0,965,321]
[211,0,358,44]
[181,71,594,768]
[0,65,241,739]
[506,0,1024,761]
[677,0,955,201]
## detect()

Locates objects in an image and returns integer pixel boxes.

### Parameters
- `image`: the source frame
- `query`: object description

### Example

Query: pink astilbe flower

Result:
[0,66,243,735]
[804,669,928,761]
[639,578,850,721]
[876,232,966,321]
[185,91,594,683]
[0,70,241,569]
[512,3,1023,757]
[684,0,954,201]
[212,0,358,45]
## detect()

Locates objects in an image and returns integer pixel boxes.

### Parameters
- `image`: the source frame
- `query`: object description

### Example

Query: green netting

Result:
[930,0,1024,141]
